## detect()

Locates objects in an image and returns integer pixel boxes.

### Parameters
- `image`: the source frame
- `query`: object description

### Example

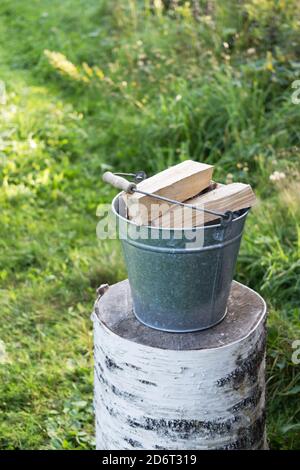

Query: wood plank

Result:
[124,160,213,225]
[153,182,256,228]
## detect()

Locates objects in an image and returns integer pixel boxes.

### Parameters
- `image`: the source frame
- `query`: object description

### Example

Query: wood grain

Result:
[124,160,213,225]
[153,182,256,228]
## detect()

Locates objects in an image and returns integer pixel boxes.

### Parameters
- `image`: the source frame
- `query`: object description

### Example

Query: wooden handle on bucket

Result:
[102,172,136,193]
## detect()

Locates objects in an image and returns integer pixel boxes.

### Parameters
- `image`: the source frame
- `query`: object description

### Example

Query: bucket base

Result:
[132,307,228,333]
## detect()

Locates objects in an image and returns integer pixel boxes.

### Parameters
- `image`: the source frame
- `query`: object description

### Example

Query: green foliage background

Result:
[0,0,299,449]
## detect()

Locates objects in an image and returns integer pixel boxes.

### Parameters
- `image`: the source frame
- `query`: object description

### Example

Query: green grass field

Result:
[0,0,299,449]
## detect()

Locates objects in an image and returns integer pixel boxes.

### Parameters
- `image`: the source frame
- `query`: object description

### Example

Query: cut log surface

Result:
[154,182,256,228]
[124,160,213,225]
[93,280,267,450]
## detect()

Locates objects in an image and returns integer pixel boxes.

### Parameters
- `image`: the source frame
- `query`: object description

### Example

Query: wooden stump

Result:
[92,280,267,450]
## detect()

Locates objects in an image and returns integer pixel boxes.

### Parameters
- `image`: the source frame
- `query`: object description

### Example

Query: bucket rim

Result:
[111,192,250,232]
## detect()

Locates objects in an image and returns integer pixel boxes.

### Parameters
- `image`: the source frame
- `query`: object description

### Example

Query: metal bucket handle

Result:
[102,171,234,227]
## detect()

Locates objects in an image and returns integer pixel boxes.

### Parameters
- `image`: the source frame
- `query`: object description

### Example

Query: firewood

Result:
[124,160,213,225]
[153,182,256,228]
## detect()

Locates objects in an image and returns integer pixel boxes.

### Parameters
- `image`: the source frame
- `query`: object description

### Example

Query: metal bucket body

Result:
[112,194,249,333]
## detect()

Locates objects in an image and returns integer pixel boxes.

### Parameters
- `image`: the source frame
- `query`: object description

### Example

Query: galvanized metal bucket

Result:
[112,193,249,333]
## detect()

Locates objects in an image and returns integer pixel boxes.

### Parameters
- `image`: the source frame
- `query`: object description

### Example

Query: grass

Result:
[0,0,299,449]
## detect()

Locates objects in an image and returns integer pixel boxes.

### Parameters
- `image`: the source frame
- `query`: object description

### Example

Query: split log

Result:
[153,182,256,228]
[124,160,213,225]
[92,280,267,450]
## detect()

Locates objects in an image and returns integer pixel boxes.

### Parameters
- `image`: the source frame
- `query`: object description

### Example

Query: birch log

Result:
[92,280,267,450]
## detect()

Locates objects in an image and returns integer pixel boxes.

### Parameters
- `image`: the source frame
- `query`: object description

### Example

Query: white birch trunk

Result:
[92,280,267,450]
